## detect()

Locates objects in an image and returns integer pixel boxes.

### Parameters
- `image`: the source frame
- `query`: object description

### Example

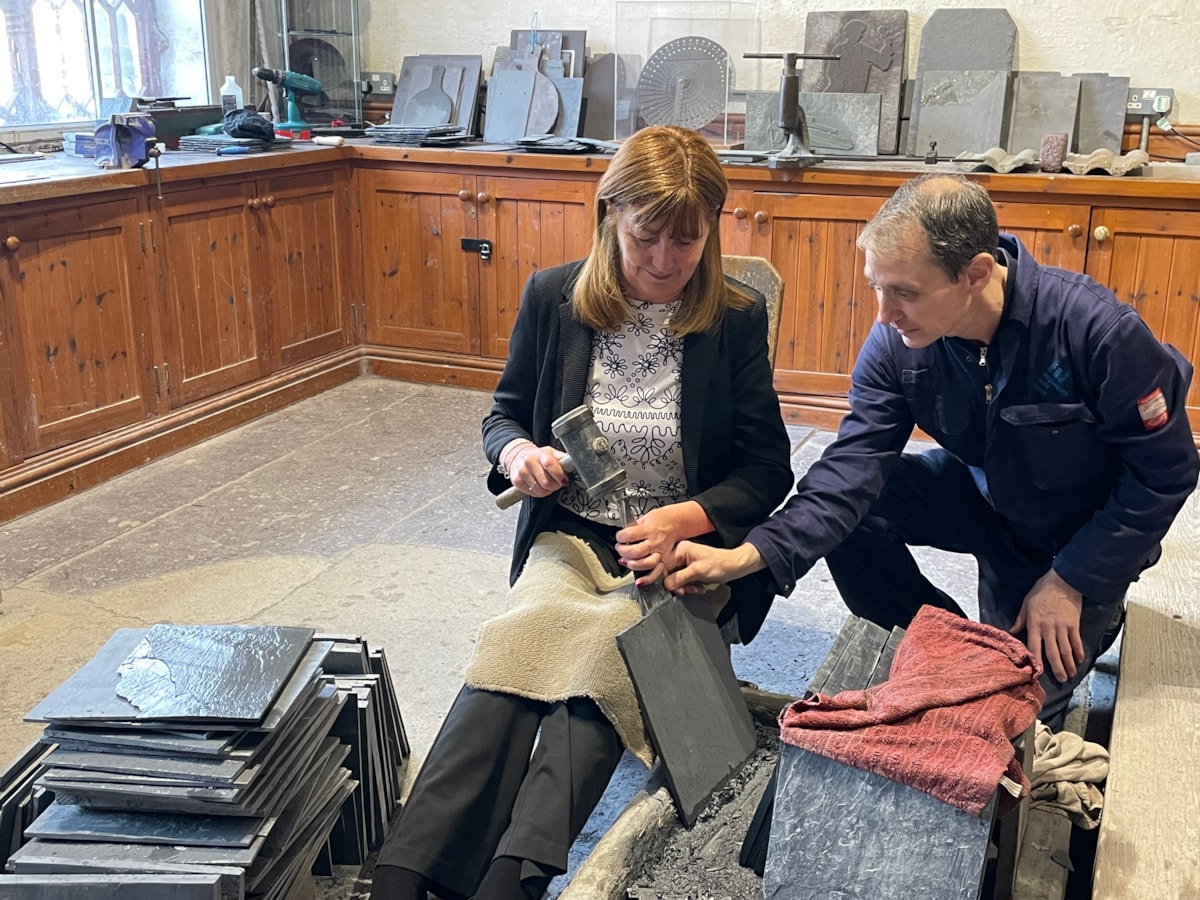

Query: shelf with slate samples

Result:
[0,624,408,899]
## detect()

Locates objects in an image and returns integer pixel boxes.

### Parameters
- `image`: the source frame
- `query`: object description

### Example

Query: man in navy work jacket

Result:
[662,173,1199,725]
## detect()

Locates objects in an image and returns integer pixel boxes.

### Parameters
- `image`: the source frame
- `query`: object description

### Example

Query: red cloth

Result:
[779,606,1045,817]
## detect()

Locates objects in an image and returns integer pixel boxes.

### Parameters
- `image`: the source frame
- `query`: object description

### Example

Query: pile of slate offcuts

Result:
[0,623,408,900]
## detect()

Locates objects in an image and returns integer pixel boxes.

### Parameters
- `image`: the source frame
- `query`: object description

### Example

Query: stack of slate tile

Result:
[1,624,408,899]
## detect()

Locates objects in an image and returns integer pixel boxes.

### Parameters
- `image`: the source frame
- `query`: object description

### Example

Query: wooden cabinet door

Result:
[0,198,156,455]
[154,181,267,407]
[476,175,595,359]
[257,167,351,368]
[993,200,1089,271]
[1086,208,1200,431]
[720,189,757,255]
[749,192,885,398]
[360,168,479,354]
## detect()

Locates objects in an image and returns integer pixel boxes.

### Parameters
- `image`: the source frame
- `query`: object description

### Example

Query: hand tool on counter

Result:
[251,66,323,140]
[312,135,345,147]
[744,51,840,169]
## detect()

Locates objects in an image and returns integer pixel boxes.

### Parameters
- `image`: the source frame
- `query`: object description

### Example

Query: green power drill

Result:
[252,66,323,140]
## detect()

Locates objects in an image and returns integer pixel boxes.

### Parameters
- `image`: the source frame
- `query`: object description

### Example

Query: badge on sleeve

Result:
[1137,388,1169,430]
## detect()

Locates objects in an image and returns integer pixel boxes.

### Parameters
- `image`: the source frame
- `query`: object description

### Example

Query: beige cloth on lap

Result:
[464,531,653,766]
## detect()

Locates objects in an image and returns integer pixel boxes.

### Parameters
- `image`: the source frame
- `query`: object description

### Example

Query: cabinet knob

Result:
[1067,223,1082,238]
[458,189,472,201]
[476,192,491,205]
[1093,225,1111,243]
[263,195,276,208]
[4,236,18,252]
[247,198,262,211]
[733,207,747,220]
[753,210,768,224]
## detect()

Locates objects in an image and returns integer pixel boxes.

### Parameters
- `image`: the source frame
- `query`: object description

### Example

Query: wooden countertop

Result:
[4,139,1200,207]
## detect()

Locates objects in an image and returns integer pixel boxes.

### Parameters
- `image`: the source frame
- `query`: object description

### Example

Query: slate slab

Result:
[1005,72,1081,154]
[1074,73,1130,153]
[763,742,996,899]
[26,626,314,725]
[392,55,482,135]
[907,8,1018,154]
[745,91,881,156]
[801,10,907,153]
[913,70,1012,157]
[0,873,227,899]
[114,625,314,723]
[617,597,756,827]
[25,801,266,848]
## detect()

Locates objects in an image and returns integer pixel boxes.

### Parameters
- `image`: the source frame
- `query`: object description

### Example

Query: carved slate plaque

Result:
[908,8,1018,155]
[802,10,907,153]
[1005,72,1082,154]
[913,70,1012,157]
[746,91,881,156]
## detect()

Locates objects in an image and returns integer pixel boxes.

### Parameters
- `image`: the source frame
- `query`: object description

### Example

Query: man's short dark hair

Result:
[858,174,999,280]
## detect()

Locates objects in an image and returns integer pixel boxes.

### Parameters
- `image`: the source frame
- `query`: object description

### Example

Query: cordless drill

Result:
[252,66,323,139]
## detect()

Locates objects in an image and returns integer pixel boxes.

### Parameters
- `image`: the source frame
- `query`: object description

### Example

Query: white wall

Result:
[360,0,1199,121]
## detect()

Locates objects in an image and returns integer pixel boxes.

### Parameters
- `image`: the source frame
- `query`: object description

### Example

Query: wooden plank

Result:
[1012,807,1073,899]
[1093,602,1200,899]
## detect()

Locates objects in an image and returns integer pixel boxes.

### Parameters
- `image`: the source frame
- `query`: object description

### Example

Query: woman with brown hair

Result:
[371,125,791,900]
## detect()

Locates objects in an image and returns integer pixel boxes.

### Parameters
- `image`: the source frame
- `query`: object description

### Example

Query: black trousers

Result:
[373,685,623,899]
[824,449,1126,725]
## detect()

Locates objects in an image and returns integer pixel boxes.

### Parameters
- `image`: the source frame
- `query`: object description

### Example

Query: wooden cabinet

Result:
[740,192,883,402]
[5,150,1200,523]
[257,167,352,368]
[360,168,480,355]
[153,180,267,407]
[152,166,351,407]
[477,174,594,359]
[360,167,594,359]
[719,189,1093,414]
[1085,207,1200,430]
[0,197,157,456]
[991,199,1089,271]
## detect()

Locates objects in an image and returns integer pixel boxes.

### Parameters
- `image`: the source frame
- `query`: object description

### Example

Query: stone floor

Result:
[0,375,1121,898]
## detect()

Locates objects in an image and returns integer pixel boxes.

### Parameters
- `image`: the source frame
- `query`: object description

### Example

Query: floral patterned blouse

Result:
[558,298,686,523]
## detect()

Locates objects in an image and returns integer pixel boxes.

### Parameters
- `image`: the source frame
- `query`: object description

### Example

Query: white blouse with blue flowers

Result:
[558,298,686,523]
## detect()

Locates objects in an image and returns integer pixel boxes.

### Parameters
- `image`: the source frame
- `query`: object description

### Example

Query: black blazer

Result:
[483,261,793,643]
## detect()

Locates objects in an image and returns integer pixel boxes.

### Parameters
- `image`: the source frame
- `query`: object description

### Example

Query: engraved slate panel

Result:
[907,8,1018,154]
[913,70,1012,157]
[801,10,907,153]
[1074,73,1130,153]
[1005,72,1082,154]
[745,91,881,156]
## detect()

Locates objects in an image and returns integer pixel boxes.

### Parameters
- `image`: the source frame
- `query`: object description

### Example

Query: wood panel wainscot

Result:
[3,145,1200,522]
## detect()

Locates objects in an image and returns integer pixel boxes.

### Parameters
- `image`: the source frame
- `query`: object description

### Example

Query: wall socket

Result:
[363,71,396,96]
[1127,87,1173,118]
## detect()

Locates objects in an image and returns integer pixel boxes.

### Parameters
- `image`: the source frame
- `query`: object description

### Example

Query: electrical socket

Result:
[1126,87,1174,118]
[363,71,396,96]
